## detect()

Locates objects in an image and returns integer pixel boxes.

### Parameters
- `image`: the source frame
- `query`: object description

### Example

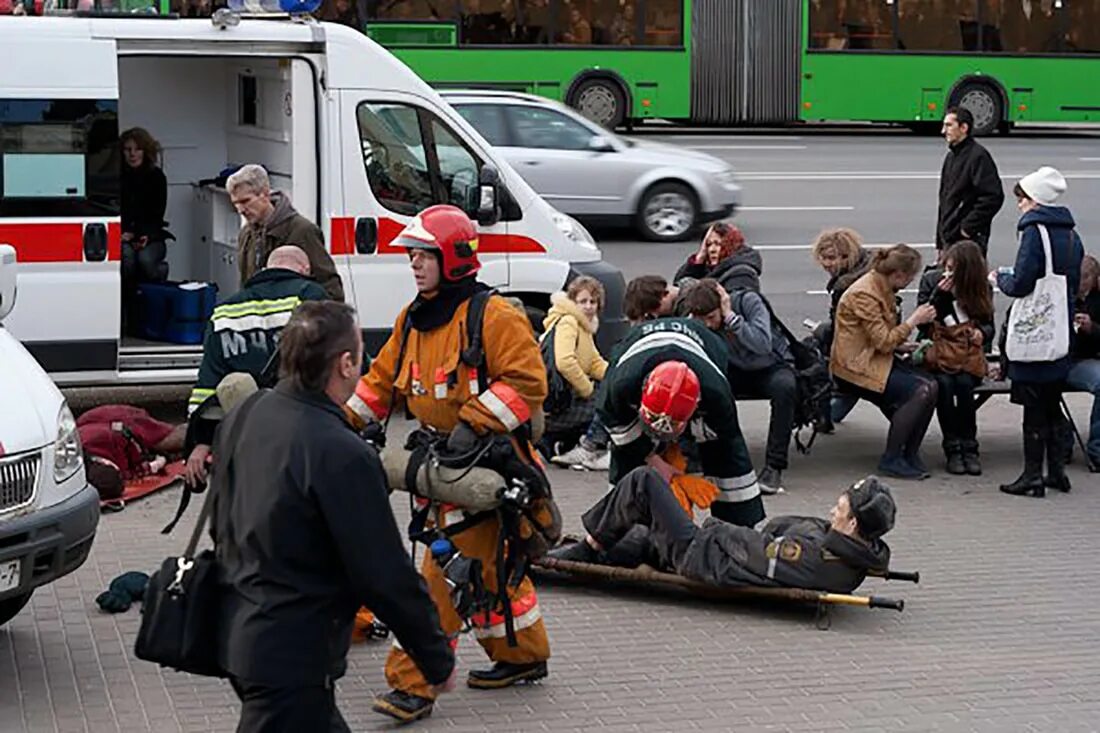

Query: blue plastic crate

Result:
[135,281,217,345]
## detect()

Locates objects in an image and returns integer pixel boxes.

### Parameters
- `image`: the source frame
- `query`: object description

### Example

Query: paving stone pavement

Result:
[2,395,1099,733]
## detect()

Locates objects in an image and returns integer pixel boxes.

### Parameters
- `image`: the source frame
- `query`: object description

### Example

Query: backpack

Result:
[537,324,574,415]
[731,290,832,453]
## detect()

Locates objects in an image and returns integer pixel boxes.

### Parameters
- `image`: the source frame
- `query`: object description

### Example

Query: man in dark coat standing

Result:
[936,107,1005,254]
[211,301,455,731]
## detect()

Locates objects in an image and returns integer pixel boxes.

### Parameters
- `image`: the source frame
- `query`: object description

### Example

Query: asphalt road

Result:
[594,127,1100,330]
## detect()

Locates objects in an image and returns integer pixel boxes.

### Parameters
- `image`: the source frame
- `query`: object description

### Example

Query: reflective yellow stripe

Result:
[211,296,301,320]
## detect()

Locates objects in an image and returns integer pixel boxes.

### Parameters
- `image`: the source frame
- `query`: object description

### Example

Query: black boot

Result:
[961,439,982,476]
[1000,429,1046,497]
[1045,422,1071,493]
[943,439,966,475]
[372,690,434,724]
[467,661,548,689]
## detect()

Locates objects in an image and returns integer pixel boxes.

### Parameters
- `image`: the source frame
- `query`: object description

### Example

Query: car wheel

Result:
[953,82,1002,137]
[0,591,33,627]
[637,182,698,242]
[570,77,626,130]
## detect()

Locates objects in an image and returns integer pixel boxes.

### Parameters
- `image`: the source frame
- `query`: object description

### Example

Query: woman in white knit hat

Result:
[995,166,1085,497]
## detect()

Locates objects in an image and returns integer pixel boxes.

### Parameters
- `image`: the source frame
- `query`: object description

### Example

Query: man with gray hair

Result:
[227,164,345,301]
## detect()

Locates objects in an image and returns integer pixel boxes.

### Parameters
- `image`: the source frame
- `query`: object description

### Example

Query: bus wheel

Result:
[954,82,1002,137]
[570,77,626,130]
[637,182,698,242]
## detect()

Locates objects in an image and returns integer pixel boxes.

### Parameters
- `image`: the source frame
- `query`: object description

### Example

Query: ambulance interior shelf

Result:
[192,183,243,298]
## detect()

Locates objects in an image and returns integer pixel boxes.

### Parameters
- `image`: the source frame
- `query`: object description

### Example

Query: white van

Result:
[0,245,99,627]
[0,14,627,386]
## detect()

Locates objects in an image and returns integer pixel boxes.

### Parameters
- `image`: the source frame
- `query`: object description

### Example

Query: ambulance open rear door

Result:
[0,35,122,383]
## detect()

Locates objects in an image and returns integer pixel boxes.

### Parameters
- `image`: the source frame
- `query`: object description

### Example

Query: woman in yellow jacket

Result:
[540,276,609,464]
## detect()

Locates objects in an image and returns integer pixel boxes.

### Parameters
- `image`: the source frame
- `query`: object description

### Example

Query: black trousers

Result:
[581,466,698,573]
[731,364,798,470]
[230,677,350,733]
[934,372,981,445]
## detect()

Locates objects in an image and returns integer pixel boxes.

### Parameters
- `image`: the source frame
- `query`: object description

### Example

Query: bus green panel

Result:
[367,23,458,48]
[801,53,1100,125]
[389,48,692,120]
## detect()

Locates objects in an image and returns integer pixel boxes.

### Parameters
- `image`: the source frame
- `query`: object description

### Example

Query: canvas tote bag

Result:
[1005,223,1070,363]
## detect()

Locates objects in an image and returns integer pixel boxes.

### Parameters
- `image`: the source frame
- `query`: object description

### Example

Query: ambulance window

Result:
[357,102,487,218]
[0,99,119,218]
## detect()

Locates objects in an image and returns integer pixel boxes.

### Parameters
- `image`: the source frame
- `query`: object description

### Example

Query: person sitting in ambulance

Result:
[184,246,329,488]
[549,471,896,595]
[77,405,186,502]
[120,127,171,329]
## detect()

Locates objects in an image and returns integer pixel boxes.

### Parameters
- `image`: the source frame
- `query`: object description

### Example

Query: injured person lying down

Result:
[547,468,897,594]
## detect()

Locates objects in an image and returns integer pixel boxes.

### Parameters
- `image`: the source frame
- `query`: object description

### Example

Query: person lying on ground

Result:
[77,405,186,500]
[548,469,895,595]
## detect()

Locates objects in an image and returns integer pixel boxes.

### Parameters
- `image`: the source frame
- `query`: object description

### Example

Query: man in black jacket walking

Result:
[211,301,455,731]
[936,107,1005,253]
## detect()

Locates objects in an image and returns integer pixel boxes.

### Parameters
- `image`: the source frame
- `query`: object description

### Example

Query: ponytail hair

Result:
[871,244,923,278]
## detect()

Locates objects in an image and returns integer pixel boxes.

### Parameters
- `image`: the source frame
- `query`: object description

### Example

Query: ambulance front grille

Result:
[0,451,40,514]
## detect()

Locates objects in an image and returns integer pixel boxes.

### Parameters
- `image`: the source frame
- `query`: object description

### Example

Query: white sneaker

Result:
[551,444,596,467]
[580,450,610,472]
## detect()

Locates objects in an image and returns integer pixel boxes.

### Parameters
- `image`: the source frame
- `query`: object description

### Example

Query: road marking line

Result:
[736,171,1100,181]
[1081,157,1100,161]
[759,242,934,251]
[741,206,854,212]
[688,145,808,151]
[650,135,804,141]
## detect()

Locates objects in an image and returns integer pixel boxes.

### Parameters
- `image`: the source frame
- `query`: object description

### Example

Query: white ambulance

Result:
[0,12,627,385]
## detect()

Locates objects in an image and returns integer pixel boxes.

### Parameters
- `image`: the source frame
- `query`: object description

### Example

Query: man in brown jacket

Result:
[227,164,345,301]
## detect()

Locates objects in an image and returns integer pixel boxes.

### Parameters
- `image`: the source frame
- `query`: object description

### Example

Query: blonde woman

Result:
[540,276,610,468]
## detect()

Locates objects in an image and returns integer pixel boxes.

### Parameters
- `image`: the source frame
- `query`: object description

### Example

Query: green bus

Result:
[364,0,1100,135]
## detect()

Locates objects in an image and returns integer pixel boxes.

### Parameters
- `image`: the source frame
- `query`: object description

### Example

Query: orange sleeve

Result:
[345,307,408,428]
[459,297,548,434]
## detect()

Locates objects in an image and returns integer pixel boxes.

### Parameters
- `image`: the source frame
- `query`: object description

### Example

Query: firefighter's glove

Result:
[445,555,485,621]
[446,422,480,456]
[359,420,387,450]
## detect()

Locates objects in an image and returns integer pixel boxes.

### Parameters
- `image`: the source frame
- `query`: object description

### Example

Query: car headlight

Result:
[551,210,598,251]
[54,403,83,483]
[714,168,739,185]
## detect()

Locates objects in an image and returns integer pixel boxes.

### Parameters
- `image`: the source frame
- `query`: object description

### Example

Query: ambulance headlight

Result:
[551,210,597,252]
[54,403,83,484]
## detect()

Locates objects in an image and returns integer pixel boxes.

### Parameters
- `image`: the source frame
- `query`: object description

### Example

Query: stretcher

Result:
[531,538,916,625]
[101,460,185,512]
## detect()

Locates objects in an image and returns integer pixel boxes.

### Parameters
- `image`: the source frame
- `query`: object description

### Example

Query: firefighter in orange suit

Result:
[344,205,551,724]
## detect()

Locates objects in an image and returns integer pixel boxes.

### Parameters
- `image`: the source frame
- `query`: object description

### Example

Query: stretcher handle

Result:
[875,569,920,584]
[868,596,904,612]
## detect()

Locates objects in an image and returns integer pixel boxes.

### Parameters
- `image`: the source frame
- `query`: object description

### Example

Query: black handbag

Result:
[134,392,261,678]
[539,324,574,415]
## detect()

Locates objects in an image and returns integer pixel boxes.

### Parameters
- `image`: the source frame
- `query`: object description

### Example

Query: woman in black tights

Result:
[830,244,939,480]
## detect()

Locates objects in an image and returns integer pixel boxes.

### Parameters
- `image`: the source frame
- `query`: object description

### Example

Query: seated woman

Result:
[539,276,609,466]
[830,244,939,480]
[914,241,995,476]
[120,127,171,327]
[673,221,762,293]
[811,227,872,429]
[549,467,896,595]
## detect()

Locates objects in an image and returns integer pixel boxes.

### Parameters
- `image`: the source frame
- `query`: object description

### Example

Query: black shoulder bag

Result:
[134,391,263,678]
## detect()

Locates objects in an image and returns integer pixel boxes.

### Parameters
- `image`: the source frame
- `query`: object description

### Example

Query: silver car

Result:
[441,91,741,242]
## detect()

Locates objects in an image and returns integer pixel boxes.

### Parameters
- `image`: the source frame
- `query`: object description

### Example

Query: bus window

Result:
[982,0,1065,53]
[641,0,682,46]
[373,0,446,20]
[0,99,118,218]
[561,0,593,44]
[461,0,519,44]
[896,0,973,51]
[584,0,635,45]
[1066,0,1100,53]
[511,0,551,43]
[809,0,895,50]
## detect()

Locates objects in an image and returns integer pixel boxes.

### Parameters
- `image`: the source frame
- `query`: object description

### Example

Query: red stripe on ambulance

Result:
[329,216,546,256]
[0,221,123,263]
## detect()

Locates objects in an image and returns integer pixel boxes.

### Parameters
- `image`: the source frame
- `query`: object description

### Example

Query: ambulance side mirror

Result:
[0,245,17,322]
[476,164,501,228]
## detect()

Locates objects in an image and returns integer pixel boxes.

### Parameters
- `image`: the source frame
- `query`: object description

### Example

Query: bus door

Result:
[0,37,121,381]
[336,89,510,352]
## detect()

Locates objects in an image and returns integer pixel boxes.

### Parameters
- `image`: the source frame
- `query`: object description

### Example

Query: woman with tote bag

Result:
[995,167,1085,497]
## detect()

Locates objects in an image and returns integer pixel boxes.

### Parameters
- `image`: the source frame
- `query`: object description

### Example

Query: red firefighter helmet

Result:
[639,361,701,440]
[394,204,481,282]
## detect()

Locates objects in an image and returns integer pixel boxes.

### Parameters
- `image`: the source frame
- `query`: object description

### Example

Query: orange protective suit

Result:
[346,293,550,700]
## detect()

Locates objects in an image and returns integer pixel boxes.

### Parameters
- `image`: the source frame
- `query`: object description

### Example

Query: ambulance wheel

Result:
[0,591,33,627]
